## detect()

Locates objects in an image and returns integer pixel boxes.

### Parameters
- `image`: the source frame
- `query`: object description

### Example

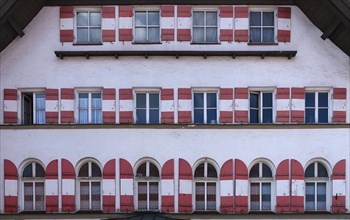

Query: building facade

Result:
[0,1,349,219]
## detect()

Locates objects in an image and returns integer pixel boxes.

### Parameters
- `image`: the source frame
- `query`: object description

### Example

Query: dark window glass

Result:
[317,163,328,177]
[305,183,315,210]
[305,93,315,107]
[318,93,328,107]
[263,12,274,26]
[195,163,205,177]
[317,183,326,210]
[262,93,272,107]
[207,93,217,108]
[249,164,259,177]
[318,109,328,123]
[207,182,216,210]
[263,109,273,123]
[194,93,204,108]
[263,28,274,42]
[305,109,315,123]
[149,94,159,108]
[23,164,33,177]
[193,12,204,26]
[250,182,260,210]
[250,12,261,26]
[149,110,159,124]
[137,163,146,177]
[262,163,272,177]
[195,182,205,210]
[207,109,217,124]
[305,163,315,177]
[206,12,217,26]
[148,11,159,25]
[261,182,271,210]
[136,94,146,108]
[194,109,204,124]
[35,164,45,177]
[250,109,259,123]
[250,28,261,42]
[91,162,101,177]
[149,163,159,177]
[136,109,146,124]
[79,163,89,177]
[250,93,259,108]
[207,163,217,178]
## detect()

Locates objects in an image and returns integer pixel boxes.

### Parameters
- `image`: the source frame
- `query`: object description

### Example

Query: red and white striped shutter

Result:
[276,88,290,123]
[102,7,116,42]
[333,88,347,123]
[177,6,191,41]
[234,7,249,42]
[220,88,233,124]
[61,159,75,212]
[234,159,248,213]
[3,89,18,124]
[60,7,74,42]
[119,6,133,41]
[178,88,192,123]
[276,159,290,213]
[45,159,59,212]
[161,88,174,124]
[61,89,75,123]
[103,159,116,212]
[290,159,304,213]
[4,159,18,213]
[120,158,134,212]
[102,88,116,124]
[219,6,233,42]
[161,159,175,212]
[291,88,305,123]
[46,89,59,124]
[332,159,346,213]
[277,7,291,43]
[161,6,175,41]
[119,89,133,124]
[220,159,234,213]
[178,158,192,212]
[234,88,249,123]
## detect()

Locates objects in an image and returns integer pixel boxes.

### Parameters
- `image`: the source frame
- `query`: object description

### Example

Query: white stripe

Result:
[120,179,133,195]
[178,17,191,29]
[220,18,233,29]
[161,100,174,112]
[276,99,290,111]
[45,179,58,195]
[179,180,192,194]
[4,100,17,112]
[60,18,74,30]
[235,180,248,196]
[5,180,17,196]
[120,100,133,111]
[178,100,191,111]
[235,18,248,30]
[276,180,289,196]
[62,179,75,195]
[291,180,304,196]
[102,100,116,111]
[220,180,233,196]
[102,18,116,30]
[291,99,304,111]
[278,18,291,31]
[234,99,249,111]
[332,179,346,195]
[333,100,347,111]
[161,17,175,29]
[161,179,174,196]
[119,17,132,29]
[61,100,74,111]
[103,179,116,196]
[46,100,59,112]
[220,100,233,112]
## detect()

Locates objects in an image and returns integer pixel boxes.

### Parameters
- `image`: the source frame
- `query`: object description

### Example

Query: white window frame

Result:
[192,9,219,43]
[74,8,102,44]
[249,89,275,124]
[19,89,46,125]
[133,9,161,43]
[249,8,277,43]
[192,89,219,124]
[134,89,160,124]
[305,89,331,123]
[75,89,102,124]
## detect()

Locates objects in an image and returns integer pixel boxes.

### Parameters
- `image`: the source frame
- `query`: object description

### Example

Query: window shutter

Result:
[234,7,249,42]
[45,160,59,212]
[220,88,233,123]
[120,158,134,212]
[102,88,116,124]
[234,88,248,123]
[177,6,191,41]
[178,88,192,123]
[61,88,75,123]
[161,6,175,41]
[276,88,290,123]
[277,7,291,42]
[332,159,346,213]
[234,159,248,213]
[60,6,74,42]
[161,159,174,212]
[220,6,233,42]
[291,88,305,123]
[276,159,290,213]
[220,159,234,213]
[161,88,174,124]
[103,159,116,212]
[119,6,133,41]
[333,88,347,123]
[290,159,304,213]
[3,89,18,124]
[119,89,133,124]
[178,158,192,212]
[46,89,59,124]
[4,159,18,213]
[102,7,116,42]
[61,159,75,212]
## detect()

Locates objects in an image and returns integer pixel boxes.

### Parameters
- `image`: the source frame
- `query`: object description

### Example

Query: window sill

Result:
[73,42,103,46]
[248,42,278,46]
[132,42,162,45]
[191,42,221,45]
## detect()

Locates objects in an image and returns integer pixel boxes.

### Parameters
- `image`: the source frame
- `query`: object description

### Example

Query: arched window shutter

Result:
[4,160,18,213]
[220,159,234,213]
[276,159,290,213]
[161,159,174,212]
[46,159,58,212]
[103,159,116,212]
[61,159,75,212]
[178,158,192,212]
[234,159,248,213]
[290,159,304,212]
[332,159,346,213]
[120,158,134,212]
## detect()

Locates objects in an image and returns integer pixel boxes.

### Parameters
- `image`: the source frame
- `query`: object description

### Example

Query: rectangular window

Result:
[78,92,102,124]
[193,11,218,43]
[22,92,45,125]
[76,11,102,44]
[249,11,275,43]
[305,92,329,123]
[194,92,217,124]
[250,182,271,211]
[135,11,160,43]
[249,92,273,123]
[136,92,160,124]
[138,182,159,210]
[305,182,326,211]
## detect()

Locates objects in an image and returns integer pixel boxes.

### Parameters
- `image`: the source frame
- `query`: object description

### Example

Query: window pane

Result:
[77,12,88,26]
[206,27,217,42]
[262,93,272,107]
[149,109,159,124]
[35,109,45,124]
[262,109,273,123]
[149,93,159,108]
[249,164,259,177]
[250,109,259,123]
[250,28,261,42]
[91,110,102,124]
[24,182,34,210]
[77,28,88,42]
[79,163,89,177]
[149,182,159,210]
[207,109,217,124]
[318,93,328,107]
[317,163,328,177]
[79,93,88,124]
[207,182,216,210]
[262,183,271,210]
[262,28,274,43]
[35,163,45,177]
[318,109,328,123]
[305,183,315,210]
[206,12,217,26]
[317,183,326,210]
[90,27,101,43]
[23,163,33,177]
[92,93,101,108]
[250,183,260,210]
[135,12,146,25]
[195,182,205,210]
[35,182,45,211]
[193,12,204,26]
[194,163,205,177]
[80,182,89,210]
[148,12,159,25]
[149,163,159,177]
[92,163,101,177]
[135,27,147,42]
[250,93,259,108]
[305,163,315,177]
[250,12,261,26]
[305,109,315,123]
[207,163,217,178]
[136,109,146,124]
[91,182,101,210]
[194,109,204,124]
[207,93,217,107]
[148,27,160,42]
[136,94,146,108]
[262,163,272,177]
[138,182,147,210]
[36,94,45,108]
[263,12,274,26]
[305,93,315,107]
[90,12,101,26]
[194,93,204,107]
[193,27,205,42]
[136,163,146,177]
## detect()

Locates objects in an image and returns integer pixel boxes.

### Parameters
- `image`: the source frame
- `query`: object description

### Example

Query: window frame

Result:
[192,89,219,124]
[249,89,275,124]
[305,89,331,124]
[133,7,161,44]
[248,8,277,44]
[134,88,161,124]
[74,8,102,45]
[75,89,102,124]
[192,9,219,44]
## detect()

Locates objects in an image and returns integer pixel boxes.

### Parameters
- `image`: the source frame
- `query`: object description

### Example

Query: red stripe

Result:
[103,159,116,179]
[177,29,191,41]
[220,196,234,213]
[119,29,133,41]
[62,195,75,212]
[4,89,17,100]
[333,88,347,99]
[103,195,116,212]
[291,159,304,180]
[276,111,290,123]
[46,160,58,179]
[290,196,304,213]
[102,7,115,18]
[278,30,291,42]
[46,195,59,212]
[291,110,304,123]
[220,6,233,18]
[220,30,233,41]
[178,194,192,212]
[46,112,59,124]
[178,88,192,99]
[60,6,73,18]
[276,196,290,213]
[332,159,345,179]
[46,89,58,100]
[161,88,174,100]
[60,30,73,42]
[235,88,248,99]
[235,7,248,18]
[4,112,17,124]
[276,159,289,180]
[220,88,233,100]
[220,111,233,123]
[333,111,346,123]
[234,30,248,42]
[61,88,74,99]
[119,88,132,100]
[161,5,174,17]
[235,159,248,180]
[161,29,175,41]
[120,159,133,179]
[291,88,305,99]
[62,159,75,179]
[178,6,191,17]
[178,111,192,123]
[332,196,346,213]
[161,195,174,212]
[234,110,248,123]
[120,111,133,124]
[235,195,248,213]
[103,112,116,124]
[61,111,74,123]
[4,196,18,213]
[220,159,233,180]
[120,195,134,212]
[103,88,116,100]
[161,112,174,124]
[119,6,132,17]
[162,159,174,179]
[4,160,17,180]
[179,159,192,180]
[277,88,290,99]
[278,7,291,19]
[102,30,115,42]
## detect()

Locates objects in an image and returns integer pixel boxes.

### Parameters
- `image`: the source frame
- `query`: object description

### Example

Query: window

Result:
[135,92,160,124]
[22,162,45,211]
[250,91,273,123]
[305,162,328,211]
[78,161,102,210]
[135,161,160,211]
[249,162,273,211]
[194,162,218,211]
[78,92,102,124]
[135,11,160,43]
[193,11,218,43]
[194,92,218,124]
[76,11,102,44]
[22,92,45,125]
[249,11,275,43]
[305,92,329,123]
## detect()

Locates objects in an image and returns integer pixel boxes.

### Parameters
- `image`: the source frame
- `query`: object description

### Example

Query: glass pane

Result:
[136,93,146,108]
[35,109,45,124]
[79,93,88,106]
[305,109,315,123]
[77,28,88,43]
[250,28,261,42]
[92,93,102,124]
[250,12,261,26]
[149,27,160,42]
[148,12,159,25]
[194,93,204,107]
[79,163,89,177]
[262,28,274,43]
[35,163,45,177]
[263,12,274,26]
[305,183,315,210]
[137,163,146,177]
[149,182,159,210]
[207,182,216,210]
[195,182,205,210]
[207,93,217,108]
[92,163,101,177]
[305,163,315,177]
[263,93,272,107]
[36,94,45,108]
[250,109,259,123]
[136,109,146,124]
[149,109,159,124]
[194,163,205,177]
[135,28,147,42]
[138,182,147,210]
[317,183,326,210]
[135,12,146,26]
[262,183,271,210]
[318,93,328,107]
[249,164,259,177]
[194,109,204,124]
[207,109,217,124]
[80,182,89,210]
[207,163,217,178]
[24,182,33,210]
[23,164,33,177]
[250,93,259,108]
[35,182,45,211]
[149,94,159,108]
[262,109,273,123]
[193,12,204,26]
[317,163,328,177]
[318,109,328,123]
[77,12,88,26]
[206,27,217,42]
[91,182,101,210]
[91,109,102,124]
[306,93,315,107]
[90,28,101,43]
[206,12,217,26]
[250,183,260,210]
[90,12,101,26]
[193,27,205,42]
[149,163,159,177]
[262,163,272,177]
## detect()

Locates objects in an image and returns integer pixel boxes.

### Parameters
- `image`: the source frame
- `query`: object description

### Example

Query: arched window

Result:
[305,162,329,211]
[249,162,273,211]
[78,161,102,210]
[22,162,45,211]
[194,162,218,211]
[135,161,160,211]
